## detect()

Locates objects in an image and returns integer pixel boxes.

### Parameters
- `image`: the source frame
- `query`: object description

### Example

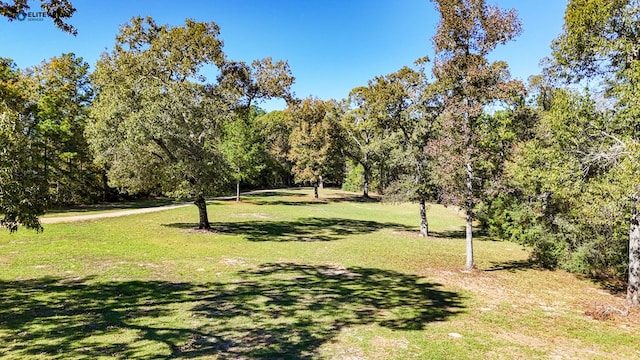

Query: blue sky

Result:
[1,0,568,111]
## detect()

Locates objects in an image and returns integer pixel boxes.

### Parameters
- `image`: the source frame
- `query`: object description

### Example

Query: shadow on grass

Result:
[243,200,329,206]
[429,229,500,242]
[430,230,466,239]
[239,190,381,206]
[326,194,382,203]
[485,259,538,272]
[0,263,465,359]
[165,217,414,242]
[244,191,307,198]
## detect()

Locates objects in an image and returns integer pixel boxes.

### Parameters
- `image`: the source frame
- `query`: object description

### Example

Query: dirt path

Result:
[40,204,192,224]
[40,189,291,224]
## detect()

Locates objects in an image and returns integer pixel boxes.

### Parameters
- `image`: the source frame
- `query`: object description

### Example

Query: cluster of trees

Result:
[2,0,640,304]
[0,53,102,231]
[334,0,640,304]
[478,0,640,304]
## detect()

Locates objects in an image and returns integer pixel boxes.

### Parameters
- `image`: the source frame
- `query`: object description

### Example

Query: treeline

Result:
[2,0,640,303]
[0,54,107,231]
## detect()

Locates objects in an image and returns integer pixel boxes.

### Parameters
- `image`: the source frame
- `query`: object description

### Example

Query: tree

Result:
[221,106,266,202]
[482,89,586,267]
[549,0,640,305]
[289,98,345,199]
[342,87,380,198]
[346,60,442,236]
[379,62,443,237]
[0,0,76,35]
[0,58,48,232]
[88,17,293,229]
[431,0,524,269]
[1,53,102,232]
[27,53,103,205]
[256,110,295,187]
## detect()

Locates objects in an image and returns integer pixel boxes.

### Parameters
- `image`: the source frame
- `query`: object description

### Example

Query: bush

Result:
[342,161,364,193]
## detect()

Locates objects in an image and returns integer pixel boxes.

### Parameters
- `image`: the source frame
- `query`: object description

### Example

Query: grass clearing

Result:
[1,188,638,359]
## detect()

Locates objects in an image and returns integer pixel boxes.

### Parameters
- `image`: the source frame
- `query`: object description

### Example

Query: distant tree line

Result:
[2,0,640,304]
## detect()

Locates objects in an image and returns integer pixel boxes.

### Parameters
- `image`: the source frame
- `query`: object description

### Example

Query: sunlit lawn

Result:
[0,188,638,359]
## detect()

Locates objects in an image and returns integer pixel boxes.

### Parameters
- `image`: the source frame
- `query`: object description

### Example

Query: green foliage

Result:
[29,53,103,205]
[0,58,48,232]
[485,0,640,294]
[485,89,632,278]
[551,0,638,82]
[0,105,48,232]
[254,110,295,187]
[1,52,106,231]
[288,98,346,190]
[0,0,76,34]
[89,17,293,204]
[431,0,525,205]
[341,160,365,193]
[221,106,267,192]
[431,0,524,268]
[343,61,442,202]
[342,79,397,196]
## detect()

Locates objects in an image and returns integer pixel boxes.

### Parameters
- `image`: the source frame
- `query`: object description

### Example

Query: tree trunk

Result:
[419,198,429,237]
[195,194,210,230]
[465,162,474,270]
[314,183,319,199]
[363,165,370,198]
[236,180,240,203]
[378,162,385,195]
[628,198,640,305]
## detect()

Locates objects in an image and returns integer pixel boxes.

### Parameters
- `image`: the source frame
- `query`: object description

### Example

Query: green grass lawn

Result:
[1,188,638,359]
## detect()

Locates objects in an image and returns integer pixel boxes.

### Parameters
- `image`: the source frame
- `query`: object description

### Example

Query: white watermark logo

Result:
[17,11,48,22]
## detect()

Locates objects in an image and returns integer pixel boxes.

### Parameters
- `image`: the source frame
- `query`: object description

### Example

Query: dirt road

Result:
[40,203,191,224]
[39,189,291,224]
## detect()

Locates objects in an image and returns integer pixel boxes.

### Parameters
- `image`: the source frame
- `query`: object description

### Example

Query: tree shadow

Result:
[238,190,381,206]
[429,229,499,242]
[238,192,328,206]
[244,191,306,198]
[430,230,466,239]
[485,259,538,272]
[0,264,465,359]
[326,194,382,203]
[165,217,414,242]
[243,200,329,206]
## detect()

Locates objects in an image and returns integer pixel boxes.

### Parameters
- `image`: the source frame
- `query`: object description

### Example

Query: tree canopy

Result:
[89,16,293,229]
[0,58,48,231]
[547,0,640,305]
[431,0,524,270]
[289,98,345,199]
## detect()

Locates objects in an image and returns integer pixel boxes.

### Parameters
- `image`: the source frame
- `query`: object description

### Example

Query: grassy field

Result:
[0,188,638,359]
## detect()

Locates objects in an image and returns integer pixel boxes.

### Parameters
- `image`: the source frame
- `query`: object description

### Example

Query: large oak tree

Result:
[89,17,293,229]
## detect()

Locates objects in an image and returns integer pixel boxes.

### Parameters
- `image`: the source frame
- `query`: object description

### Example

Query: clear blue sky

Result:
[1,0,568,111]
